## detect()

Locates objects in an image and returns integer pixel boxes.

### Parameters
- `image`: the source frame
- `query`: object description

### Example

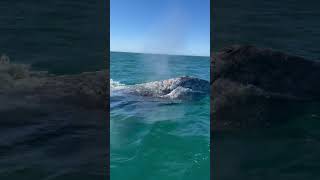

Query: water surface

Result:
[213,0,320,179]
[110,52,210,180]
[0,1,107,179]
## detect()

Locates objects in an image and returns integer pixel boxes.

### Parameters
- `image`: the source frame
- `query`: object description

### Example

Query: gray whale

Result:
[0,61,107,109]
[212,45,320,131]
[112,76,210,100]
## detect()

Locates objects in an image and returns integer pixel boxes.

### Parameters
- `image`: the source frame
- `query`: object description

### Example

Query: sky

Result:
[111,0,210,56]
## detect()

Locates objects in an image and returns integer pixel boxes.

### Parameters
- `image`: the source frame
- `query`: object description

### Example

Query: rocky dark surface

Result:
[211,45,320,131]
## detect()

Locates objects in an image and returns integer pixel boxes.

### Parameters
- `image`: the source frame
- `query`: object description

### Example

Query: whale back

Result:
[113,76,210,100]
[173,76,210,93]
[127,76,210,99]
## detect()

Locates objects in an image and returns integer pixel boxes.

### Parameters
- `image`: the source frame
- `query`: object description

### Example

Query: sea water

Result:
[0,1,107,179]
[213,0,320,179]
[110,52,210,180]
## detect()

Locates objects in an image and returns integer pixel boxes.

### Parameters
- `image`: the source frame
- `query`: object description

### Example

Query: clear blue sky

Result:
[111,0,210,56]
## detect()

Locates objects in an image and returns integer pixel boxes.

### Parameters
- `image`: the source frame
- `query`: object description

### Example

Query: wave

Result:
[110,79,126,89]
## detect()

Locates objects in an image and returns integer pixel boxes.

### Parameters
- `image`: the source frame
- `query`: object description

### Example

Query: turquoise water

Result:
[110,52,210,180]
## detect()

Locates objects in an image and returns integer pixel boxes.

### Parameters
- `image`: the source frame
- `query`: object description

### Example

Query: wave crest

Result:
[110,79,126,90]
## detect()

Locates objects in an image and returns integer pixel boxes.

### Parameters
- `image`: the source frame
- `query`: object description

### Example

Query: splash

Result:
[110,79,126,89]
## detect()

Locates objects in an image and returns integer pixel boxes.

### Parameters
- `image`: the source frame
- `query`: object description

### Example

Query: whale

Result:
[211,45,320,131]
[112,76,210,100]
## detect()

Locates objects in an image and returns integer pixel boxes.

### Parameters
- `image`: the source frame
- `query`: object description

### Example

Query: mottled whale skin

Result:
[211,45,320,131]
[113,76,210,100]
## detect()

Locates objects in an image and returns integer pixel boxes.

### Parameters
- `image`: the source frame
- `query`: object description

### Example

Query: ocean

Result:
[1,0,319,179]
[213,0,320,179]
[213,0,320,60]
[110,52,210,180]
[0,1,107,179]
[0,0,106,75]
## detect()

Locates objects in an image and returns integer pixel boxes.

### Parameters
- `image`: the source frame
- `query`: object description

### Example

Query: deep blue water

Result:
[213,0,320,60]
[110,52,210,180]
[0,1,107,179]
[0,0,106,75]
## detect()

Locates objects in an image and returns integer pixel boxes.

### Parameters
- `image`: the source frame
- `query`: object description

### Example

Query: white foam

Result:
[110,79,127,90]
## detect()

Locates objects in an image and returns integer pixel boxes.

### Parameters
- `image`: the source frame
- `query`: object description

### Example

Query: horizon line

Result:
[110,50,209,57]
